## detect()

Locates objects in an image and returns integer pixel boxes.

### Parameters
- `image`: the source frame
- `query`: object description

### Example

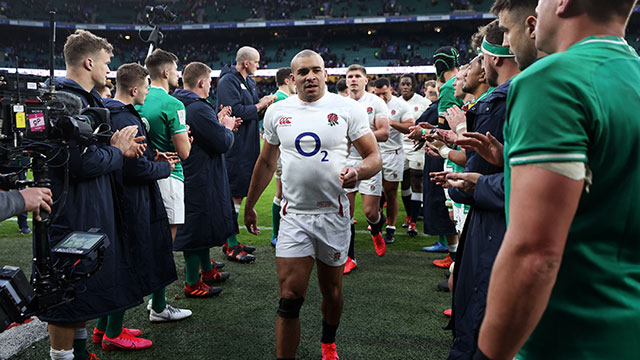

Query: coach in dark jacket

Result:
[104,97,177,297]
[174,74,239,252]
[40,77,144,323]
[215,47,274,199]
[447,81,510,360]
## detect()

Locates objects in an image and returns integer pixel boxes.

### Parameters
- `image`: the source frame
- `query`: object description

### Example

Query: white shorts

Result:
[381,150,404,182]
[453,204,469,234]
[344,158,382,196]
[276,211,351,266]
[157,176,185,225]
[403,145,426,172]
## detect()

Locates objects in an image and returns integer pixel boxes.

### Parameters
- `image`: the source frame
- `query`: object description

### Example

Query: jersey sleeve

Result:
[506,70,590,166]
[438,82,462,116]
[347,102,371,142]
[164,101,188,136]
[262,104,280,145]
[374,97,390,119]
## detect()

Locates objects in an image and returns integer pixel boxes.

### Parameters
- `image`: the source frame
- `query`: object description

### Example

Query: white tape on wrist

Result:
[439,146,452,159]
[456,123,467,133]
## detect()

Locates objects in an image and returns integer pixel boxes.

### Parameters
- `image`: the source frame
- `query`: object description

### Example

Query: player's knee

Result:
[364,207,378,221]
[277,297,305,319]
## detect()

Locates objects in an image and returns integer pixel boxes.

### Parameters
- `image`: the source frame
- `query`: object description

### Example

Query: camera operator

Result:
[41,30,145,360]
[0,187,52,222]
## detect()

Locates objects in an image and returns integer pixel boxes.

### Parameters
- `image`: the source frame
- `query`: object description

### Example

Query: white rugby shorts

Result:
[276,210,351,267]
[403,143,425,171]
[382,149,404,182]
[344,158,382,196]
[157,176,185,225]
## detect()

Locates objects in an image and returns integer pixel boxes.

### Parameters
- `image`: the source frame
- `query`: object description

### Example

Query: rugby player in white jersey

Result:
[344,64,390,274]
[244,50,381,360]
[373,77,415,244]
[398,73,430,234]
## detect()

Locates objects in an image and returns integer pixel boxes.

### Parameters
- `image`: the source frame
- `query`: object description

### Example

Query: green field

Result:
[3,177,453,359]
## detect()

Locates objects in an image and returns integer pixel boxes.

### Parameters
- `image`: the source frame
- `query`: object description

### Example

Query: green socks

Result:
[72,328,88,360]
[272,197,281,240]
[184,249,212,286]
[105,311,125,339]
[227,209,240,248]
[151,288,167,313]
[95,317,107,332]
[439,235,448,246]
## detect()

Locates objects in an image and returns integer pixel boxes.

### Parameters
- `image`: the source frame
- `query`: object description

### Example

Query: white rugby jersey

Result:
[380,95,413,152]
[347,91,390,160]
[401,93,431,151]
[263,92,371,214]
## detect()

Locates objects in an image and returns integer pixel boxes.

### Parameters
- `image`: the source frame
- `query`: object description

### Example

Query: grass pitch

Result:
[3,178,453,359]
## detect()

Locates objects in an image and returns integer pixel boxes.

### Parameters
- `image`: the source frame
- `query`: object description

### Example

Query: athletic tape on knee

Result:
[411,192,423,201]
[277,297,304,319]
[401,189,412,197]
[74,327,87,339]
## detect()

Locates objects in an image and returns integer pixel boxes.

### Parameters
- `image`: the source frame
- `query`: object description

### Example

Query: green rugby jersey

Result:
[437,76,464,122]
[273,90,289,103]
[136,86,188,181]
[504,36,640,359]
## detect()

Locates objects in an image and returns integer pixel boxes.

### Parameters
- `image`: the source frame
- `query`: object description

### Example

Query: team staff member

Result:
[270,67,296,247]
[373,77,414,244]
[344,64,390,273]
[217,46,275,263]
[398,74,430,233]
[174,62,241,298]
[477,0,640,359]
[42,30,144,360]
[101,63,190,351]
[244,49,381,360]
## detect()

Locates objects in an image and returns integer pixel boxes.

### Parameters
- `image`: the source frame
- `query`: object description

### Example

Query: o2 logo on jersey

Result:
[327,113,339,127]
[279,116,292,127]
[366,107,373,114]
[295,132,328,162]
[391,109,397,116]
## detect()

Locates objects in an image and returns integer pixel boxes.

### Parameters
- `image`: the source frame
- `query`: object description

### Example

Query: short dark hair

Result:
[471,24,489,52]
[63,30,113,67]
[116,63,148,92]
[400,73,417,87]
[182,62,212,89]
[145,49,178,80]
[336,78,347,93]
[375,77,391,89]
[485,19,506,46]
[424,80,436,89]
[347,64,366,75]
[276,68,292,86]
[490,0,538,17]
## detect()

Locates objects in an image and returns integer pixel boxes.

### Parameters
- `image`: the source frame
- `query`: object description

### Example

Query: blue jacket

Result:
[104,98,177,297]
[40,78,142,323]
[174,89,238,250]
[418,99,457,236]
[215,65,261,198]
[448,81,511,360]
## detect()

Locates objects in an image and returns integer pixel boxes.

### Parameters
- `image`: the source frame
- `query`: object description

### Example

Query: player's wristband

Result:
[421,128,427,136]
[438,146,452,159]
[456,123,467,133]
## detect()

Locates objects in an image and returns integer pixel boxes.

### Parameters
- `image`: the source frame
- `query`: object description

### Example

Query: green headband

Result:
[481,38,515,58]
